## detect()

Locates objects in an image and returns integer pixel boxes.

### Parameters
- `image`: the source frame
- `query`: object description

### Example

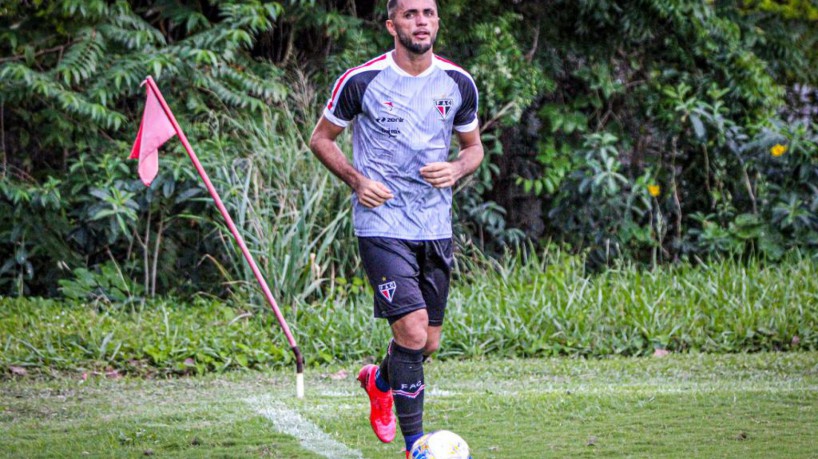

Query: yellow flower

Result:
[770,144,788,157]
[648,185,661,197]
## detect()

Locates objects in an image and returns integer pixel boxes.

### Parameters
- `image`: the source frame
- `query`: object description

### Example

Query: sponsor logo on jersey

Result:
[375,116,405,123]
[379,127,401,137]
[434,97,453,119]
[376,101,403,137]
[378,281,397,302]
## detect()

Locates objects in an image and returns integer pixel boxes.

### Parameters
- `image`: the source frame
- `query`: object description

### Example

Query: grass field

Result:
[2,352,816,458]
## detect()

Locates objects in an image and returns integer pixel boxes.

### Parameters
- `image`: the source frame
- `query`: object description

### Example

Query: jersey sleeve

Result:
[449,71,479,133]
[324,75,360,128]
[323,71,379,128]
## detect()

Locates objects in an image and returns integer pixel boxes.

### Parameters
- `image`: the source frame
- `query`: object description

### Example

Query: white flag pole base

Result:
[296,372,305,399]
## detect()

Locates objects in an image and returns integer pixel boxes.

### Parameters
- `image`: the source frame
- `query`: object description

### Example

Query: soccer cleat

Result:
[357,364,396,443]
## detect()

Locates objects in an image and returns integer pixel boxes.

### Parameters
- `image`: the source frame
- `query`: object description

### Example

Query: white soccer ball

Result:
[410,430,471,459]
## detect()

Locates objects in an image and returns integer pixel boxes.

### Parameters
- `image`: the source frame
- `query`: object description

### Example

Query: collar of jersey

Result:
[387,51,438,78]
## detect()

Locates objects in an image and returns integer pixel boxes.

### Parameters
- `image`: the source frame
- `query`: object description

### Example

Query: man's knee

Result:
[395,327,427,350]
[391,309,429,349]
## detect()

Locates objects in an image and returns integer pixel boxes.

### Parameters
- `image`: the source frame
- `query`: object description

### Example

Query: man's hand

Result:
[309,116,393,208]
[355,177,394,208]
[420,161,463,188]
[420,128,484,189]
[308,117,392,208]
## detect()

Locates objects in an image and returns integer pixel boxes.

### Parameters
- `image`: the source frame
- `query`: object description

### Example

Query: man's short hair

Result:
[387,0,400,18]
[387,0,437,19]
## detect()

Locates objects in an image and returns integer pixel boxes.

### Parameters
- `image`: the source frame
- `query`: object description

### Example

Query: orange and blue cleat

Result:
[357,364,396,443]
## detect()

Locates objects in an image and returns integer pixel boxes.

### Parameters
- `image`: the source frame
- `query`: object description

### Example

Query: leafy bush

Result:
[199,106,357,305]
[3,0,818,299]
[2,253,815,376]
[479,0,818,264]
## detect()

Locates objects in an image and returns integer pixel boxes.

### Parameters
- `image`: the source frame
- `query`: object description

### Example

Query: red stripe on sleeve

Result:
[433,54,462,69]
[327,54,388,110]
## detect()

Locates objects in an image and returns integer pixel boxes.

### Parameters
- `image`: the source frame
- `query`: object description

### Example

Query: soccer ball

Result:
[410,430,471,459]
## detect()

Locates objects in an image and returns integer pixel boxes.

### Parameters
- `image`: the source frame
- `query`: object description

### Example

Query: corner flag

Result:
[129,76,305,398]
[129,82,175,186]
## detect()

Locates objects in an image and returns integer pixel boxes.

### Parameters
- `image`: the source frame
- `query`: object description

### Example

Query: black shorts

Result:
[358,237,454,326]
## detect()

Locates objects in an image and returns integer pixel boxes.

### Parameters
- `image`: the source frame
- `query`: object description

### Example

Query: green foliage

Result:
[0,0,287,171]
[744,0,818,21]
[490,0,818,264]
[59,261,144,304]
[3,0,818,297]
[0,296,299,375]
[445,251,818,357]
[2,254,815,376]
[200,106,356,305]
[0,0,292,296]
[468,13,552,129]
[0,176,77,296]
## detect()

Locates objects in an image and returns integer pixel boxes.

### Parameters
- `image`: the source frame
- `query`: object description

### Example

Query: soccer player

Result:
[308,0,483,455]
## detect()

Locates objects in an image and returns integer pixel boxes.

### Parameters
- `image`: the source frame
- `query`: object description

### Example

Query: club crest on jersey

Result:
[378,281,397,302]
[434,98,453,120]
[382,101,394,112]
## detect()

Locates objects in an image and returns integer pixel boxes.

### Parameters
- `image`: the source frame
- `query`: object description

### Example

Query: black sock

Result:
[388,341,425,439]
[382,343,430,386]
[382,342,431,385]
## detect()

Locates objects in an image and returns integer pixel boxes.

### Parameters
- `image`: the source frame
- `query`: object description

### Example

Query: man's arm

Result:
[419,128,484,188]
[308,116,394,208]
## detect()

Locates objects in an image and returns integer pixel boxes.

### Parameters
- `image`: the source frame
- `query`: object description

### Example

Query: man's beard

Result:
[397,28,435,55]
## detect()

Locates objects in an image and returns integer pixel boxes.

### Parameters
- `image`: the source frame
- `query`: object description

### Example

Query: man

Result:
[308,0,483,455]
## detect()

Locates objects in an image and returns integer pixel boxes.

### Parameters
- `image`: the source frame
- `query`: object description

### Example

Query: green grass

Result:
[2,352,816,458]
[3,255,817,377]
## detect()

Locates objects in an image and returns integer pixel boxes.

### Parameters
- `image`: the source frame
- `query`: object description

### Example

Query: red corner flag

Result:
[129,82,176,186]
[127,76,304,398]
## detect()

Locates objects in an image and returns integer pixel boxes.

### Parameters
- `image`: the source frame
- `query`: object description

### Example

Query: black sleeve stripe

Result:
[333,70,380,122]
[445,69,478,127]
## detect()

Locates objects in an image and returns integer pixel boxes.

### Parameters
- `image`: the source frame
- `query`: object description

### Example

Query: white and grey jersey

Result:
[324,51,479,240]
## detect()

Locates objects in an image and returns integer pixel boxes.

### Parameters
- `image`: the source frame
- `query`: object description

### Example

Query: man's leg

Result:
[357,237,427,444]
[389,238,450,454]
[389,309,430,454]
[424,325,442,357]
[376,323,439,391]
[418,237,452,360]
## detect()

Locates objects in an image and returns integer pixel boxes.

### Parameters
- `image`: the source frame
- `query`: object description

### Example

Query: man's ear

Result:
[385,19,397,37]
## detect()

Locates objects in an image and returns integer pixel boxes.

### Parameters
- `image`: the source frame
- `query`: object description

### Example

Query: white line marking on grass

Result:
[427,388,459,397]
[320,389,357,397]
[247,395,364,459]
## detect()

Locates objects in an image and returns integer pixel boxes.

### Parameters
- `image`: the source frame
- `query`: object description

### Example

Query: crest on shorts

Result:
[378,281,397,302]
[434,98,453,120]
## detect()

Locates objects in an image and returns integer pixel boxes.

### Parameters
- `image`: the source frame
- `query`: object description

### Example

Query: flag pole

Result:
[142,76,304,398]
